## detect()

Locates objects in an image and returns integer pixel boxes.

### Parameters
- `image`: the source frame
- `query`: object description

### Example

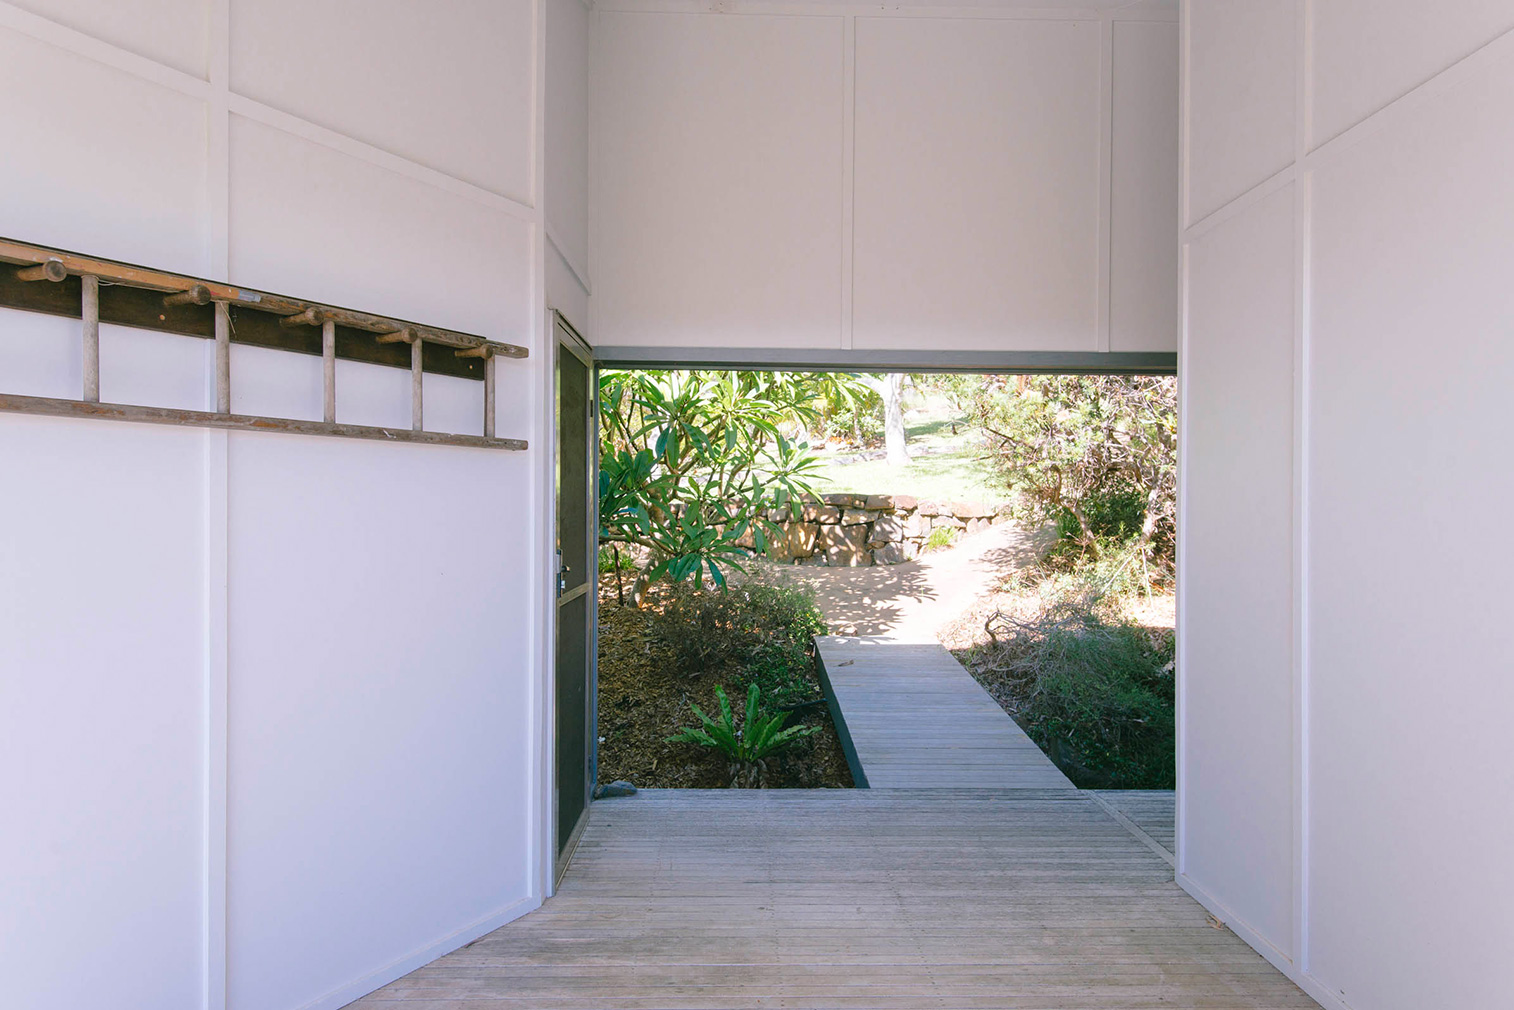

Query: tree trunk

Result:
[612,545,625,606]
[882,373,909,467]
[629,570,652,608]
[859,372,911,466]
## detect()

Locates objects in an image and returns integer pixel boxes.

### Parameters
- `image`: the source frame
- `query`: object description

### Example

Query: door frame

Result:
[551,310,597,888]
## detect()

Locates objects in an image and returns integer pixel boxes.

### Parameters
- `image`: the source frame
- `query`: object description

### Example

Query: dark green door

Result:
[554,314,595,882]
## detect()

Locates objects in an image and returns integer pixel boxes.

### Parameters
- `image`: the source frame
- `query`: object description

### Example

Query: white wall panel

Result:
[230,341,324,422]
[1184,0,1294,223]
[853,17,1100,351]
[1183,4,1514,1007]
[228,115,533,347]
[333,356,420,431]
[592,11,845,349]
[229,0,534,201]
[99,325,211,412]
[0,307,82,399]
[0,3,547,1008]
[1306,56,1514,1010]
[1111,20,1179,352]
[226,434,533,1010]
[0,26,207,273]
[0,26,213,1006]
[589,4,1178,357]
[546,0,591,286]
[1310,0,1514,144]
[420,371,487,438]
[546,0,592,336]
[1181,185,1296,957]
[0,416,207,1010]
[6,0,208,77]
[547,238,590,335]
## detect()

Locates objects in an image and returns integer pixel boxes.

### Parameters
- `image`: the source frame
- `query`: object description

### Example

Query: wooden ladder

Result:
[0,237,528,450]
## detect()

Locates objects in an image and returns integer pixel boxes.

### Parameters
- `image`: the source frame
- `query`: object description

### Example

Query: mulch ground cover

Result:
[596,583,853,789]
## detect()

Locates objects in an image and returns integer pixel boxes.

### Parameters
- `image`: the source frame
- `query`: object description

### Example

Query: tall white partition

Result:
[546,0,592,331]
[1179,3,1514,1008]
[1181,184,1297,957]
[1,413,209,1010]
[0,1,553,1007]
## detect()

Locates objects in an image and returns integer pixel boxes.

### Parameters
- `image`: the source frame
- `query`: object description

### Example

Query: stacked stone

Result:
[764,493,1013,567]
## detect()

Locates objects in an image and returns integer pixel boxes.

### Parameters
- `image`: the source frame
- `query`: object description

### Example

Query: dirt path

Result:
[756,521,1055,642]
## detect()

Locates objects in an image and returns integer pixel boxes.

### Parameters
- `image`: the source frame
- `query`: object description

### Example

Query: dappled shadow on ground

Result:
[762,561,939,636]
[967,536,1052,579]
[754,521,1058,639]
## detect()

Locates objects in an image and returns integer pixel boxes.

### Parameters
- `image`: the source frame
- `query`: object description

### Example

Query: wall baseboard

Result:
[1177,874,1353,1010]
[294,893,542,1010]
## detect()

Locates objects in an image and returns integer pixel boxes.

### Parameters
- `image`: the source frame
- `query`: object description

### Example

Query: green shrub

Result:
[649,578,827,707]
[816,398,884,446]
[924,526,958,551]
[1054,480,1146,544]
[666,683,821,786]
[963,374,1176,593]
[1037,536,1159,602]
[963,602,1173,788]
[599,369,874,591]
[598,545,639,574]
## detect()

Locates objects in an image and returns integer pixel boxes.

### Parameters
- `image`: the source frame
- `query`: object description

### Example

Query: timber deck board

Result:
[1092,790,1178,858]
[815,635,1076,790]
[355,790,1317,1009]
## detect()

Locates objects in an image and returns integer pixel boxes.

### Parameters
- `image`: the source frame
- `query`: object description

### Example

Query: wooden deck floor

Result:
[1091,790,1177,860]
[815,636,1074,790]
[355,789,1316,1009]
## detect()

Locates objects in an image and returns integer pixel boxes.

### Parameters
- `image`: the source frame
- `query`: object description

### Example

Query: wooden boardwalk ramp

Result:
[815,635,1075,790]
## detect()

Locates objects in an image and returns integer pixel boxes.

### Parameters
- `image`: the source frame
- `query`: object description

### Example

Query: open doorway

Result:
[591,367,1176,801]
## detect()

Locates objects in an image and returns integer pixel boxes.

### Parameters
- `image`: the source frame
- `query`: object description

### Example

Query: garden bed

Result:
[946,569,1176,790]
[596,580,854,789]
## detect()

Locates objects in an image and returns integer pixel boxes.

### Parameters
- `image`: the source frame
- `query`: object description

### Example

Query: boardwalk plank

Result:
[815,636,1075,790]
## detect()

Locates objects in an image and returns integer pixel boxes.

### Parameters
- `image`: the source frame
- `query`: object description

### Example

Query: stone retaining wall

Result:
[754,494,1013,567]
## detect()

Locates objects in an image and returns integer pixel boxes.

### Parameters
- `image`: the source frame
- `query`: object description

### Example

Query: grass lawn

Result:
[807,412,1002,504]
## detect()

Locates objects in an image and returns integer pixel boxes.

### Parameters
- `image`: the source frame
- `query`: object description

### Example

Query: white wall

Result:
[1178,4,1514,1009]
[1182,182,1297,957]
[546,0,592,333]
[590,0,1179,357]
[0,2,552,1008]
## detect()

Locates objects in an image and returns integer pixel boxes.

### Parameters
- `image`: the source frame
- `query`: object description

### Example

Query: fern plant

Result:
[666,683,820,786]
